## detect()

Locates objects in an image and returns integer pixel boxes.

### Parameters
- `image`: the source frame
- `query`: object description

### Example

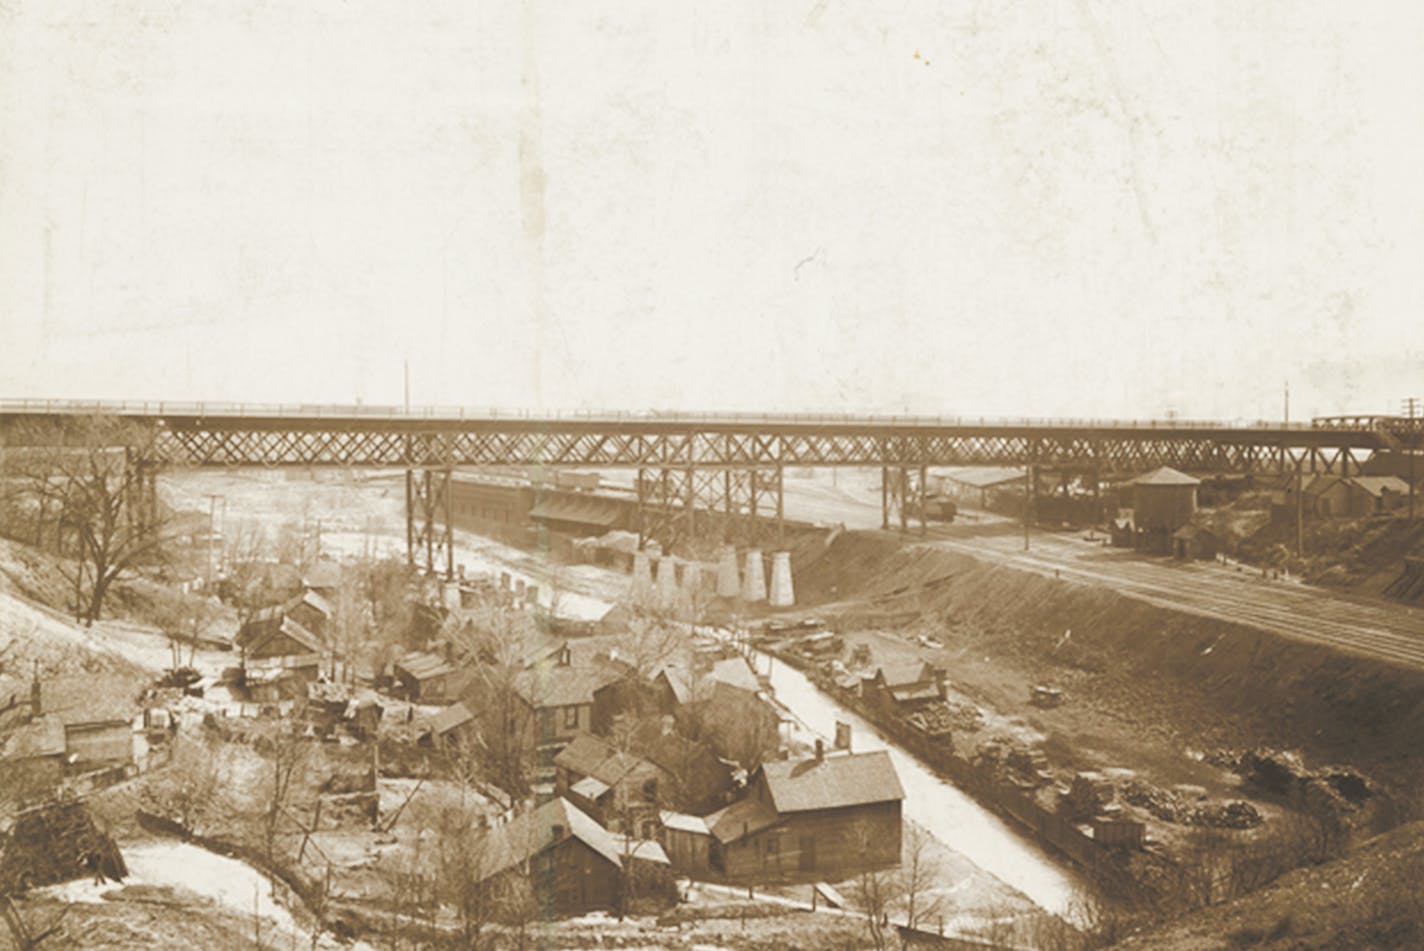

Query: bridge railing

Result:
[0,397,1338,431]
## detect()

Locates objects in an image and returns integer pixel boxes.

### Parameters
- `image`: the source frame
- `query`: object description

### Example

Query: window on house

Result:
[642,779,658,802]
[564,705,579,729]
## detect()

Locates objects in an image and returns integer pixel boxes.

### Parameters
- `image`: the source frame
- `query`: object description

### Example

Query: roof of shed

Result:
[428,702,474,736]
[1130,467,1201,487]
[705,795,782,844]
[759,750,904,814]
[529,493,626,528]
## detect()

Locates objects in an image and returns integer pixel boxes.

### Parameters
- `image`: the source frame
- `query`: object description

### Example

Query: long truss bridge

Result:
[2,399,1418,574]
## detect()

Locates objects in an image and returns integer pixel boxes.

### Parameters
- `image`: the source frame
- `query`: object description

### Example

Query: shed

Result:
[1171,524,1220,561]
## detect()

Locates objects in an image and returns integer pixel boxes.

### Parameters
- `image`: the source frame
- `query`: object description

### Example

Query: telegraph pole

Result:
[1405,398,1420,522]
[205,494,222,591]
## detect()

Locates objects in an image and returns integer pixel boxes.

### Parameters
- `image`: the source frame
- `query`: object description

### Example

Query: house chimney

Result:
[814,738,824,763]
[834,721,852,752]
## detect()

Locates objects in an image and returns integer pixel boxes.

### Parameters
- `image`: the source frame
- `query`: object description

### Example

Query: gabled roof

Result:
[571,775,611,800]
[939,467,1027,489]
[1349,476,1411,497]
[290,589,333,619]
[428,702,474,736]
[654,668,691,705]
[36,676,140,727]
[247,616,324,655]
[529,493,626,528]
[873,660,935,688]
[512,666,617,709]
[759,750,904,814]
[1172,524,1217,541]
[705,657,760,694]
[660,811,709,835]
[705,794,781,844]
[555,732,663,789]
[475,797,622,882]
[2,714,66,760]
[889,683,942,704]
[1130,466,1200,487]
[395,651,456,682]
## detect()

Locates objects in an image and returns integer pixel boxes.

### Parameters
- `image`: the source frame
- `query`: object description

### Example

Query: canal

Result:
[754,649,1086,918]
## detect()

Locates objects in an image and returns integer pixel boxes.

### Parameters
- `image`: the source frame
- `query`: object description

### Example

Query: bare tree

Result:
[257,724,314,861]
[898,823,943,931]
[9,417,173,625]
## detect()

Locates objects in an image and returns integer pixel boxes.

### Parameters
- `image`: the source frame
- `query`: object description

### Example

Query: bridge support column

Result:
[406,467,454,579]
[637,465,783,555]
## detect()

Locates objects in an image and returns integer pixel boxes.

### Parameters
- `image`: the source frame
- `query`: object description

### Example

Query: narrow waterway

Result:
[754,650,1085,918]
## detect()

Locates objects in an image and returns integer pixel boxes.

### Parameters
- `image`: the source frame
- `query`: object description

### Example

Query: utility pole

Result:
[1023,464,1033,551]
[1405,397,1420,522]
[1283,381,1289,427]
[205,494,222,591]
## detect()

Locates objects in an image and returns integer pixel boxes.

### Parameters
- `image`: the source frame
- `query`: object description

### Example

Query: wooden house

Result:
[393,651,474,704]
[554,732,668,837]
[510,664,619,758]
[236,607,325,698]
[472,796,625,918]
[701,747,904,883]
[860,661,945,712]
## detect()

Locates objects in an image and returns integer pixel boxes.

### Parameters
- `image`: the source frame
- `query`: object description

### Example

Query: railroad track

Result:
[923,535,1424,672]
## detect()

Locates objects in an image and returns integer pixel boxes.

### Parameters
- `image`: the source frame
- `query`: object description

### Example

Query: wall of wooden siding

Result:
[65,722,133,768]
[718,800,902,884]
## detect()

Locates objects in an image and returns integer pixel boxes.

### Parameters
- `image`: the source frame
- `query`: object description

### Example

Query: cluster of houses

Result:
[410,625,906,913]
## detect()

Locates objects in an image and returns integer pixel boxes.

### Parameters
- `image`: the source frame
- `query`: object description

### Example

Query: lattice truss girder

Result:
[636,466,783,550]
[147,425,1374,476]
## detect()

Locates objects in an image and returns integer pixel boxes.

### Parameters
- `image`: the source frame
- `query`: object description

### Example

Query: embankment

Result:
[796,532,1424,795]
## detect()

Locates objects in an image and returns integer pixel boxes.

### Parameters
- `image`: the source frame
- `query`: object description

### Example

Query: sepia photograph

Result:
[1,2,1422,949]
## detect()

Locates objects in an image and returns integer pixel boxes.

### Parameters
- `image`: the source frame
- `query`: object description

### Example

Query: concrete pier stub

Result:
[769,551,795,608]
[655,556,678,611]
[716,546,741,598]
[742,549,767,603]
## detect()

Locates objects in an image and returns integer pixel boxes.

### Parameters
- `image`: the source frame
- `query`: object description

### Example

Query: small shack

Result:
[1172,524,1220,561]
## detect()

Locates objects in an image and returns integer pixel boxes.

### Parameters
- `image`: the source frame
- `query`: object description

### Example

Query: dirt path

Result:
[912,518,1424,670]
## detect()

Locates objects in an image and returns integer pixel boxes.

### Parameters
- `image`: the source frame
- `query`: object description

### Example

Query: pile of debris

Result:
[906,699,981,738]
[0,800,127,893]
[976,739,1053,788]
[1193,800,1263,830]
[1213,748,1374,819]
[1120,779,1262,829]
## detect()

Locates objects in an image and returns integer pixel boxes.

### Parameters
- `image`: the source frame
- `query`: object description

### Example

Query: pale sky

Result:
[1,1,1420,420]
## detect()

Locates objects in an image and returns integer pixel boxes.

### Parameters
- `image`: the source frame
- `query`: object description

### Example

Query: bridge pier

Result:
[881,466,928,535]
[406,467,454,580]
